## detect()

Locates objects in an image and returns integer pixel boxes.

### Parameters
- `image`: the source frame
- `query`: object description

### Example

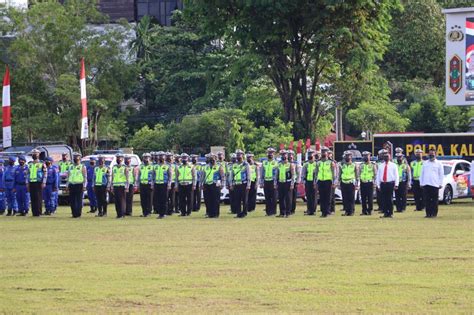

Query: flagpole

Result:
[2,66,12,149]
[80,58,89,141]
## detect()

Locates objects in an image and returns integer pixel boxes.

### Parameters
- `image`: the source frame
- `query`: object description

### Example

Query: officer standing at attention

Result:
[166,152,178,214]
[394,152,411,212]
[3,157,18,216]
[0,159,5,215]
[191,154,203,212]
[315,147,336,218]
[58,152,72,173]
[302,149,317,216]
[420,148,444,218]
[124,156,136,216]
[202,153,225,218]
[67,152,87,218]
[177,153,196,216]
[277,150,295,218]
[229,150,251,218]
[137,153,154,217]
[86,157,98,214]
[338,151,359,216]
[410,149,425,212]
[261,148,278,216]
[93,155,110,217]
[246,153,259,212]
[154,151,172,219]
[376,150,399,218]
[359,151,377,215]
[110,153,129,219]
[327,150,337,214]
[14,156,29,216]
[43,157,58,215]
[227,153,237,214]
[27,149,46,216]
[288,150,300,215]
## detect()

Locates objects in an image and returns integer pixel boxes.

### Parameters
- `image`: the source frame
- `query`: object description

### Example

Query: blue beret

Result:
[46,157,54,162]
[0,159,4,164]
[90,157,98,161]
[8,156,16,162]
[19,155,26,161]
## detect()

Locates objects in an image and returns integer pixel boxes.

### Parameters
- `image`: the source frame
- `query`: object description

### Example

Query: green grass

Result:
[0,199,472,313]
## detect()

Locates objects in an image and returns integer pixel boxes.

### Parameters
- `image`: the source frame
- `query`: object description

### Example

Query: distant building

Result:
[0,0,27,9]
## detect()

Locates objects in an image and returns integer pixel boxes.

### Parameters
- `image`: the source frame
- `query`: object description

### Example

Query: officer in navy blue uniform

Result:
[43,157,59,215]
[0,159,5,215]
[14,156,29,216]
[86,157,98,214]
[3,156,18,216]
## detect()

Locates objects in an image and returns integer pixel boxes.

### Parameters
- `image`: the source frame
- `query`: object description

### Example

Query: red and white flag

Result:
[2,66,12,148]
[80,58,89,140]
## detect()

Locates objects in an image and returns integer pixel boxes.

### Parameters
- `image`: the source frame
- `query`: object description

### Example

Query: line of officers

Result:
[0,145,431,220]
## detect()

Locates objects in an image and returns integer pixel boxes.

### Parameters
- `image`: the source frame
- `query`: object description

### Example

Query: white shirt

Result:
[376,161,399,189]
[420,159,444,188]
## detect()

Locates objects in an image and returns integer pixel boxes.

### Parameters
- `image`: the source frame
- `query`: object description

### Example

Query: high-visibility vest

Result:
[304,162,316,181]
[69,165,84,184]
[169,164,176,181]
[397,163,408,182]
[204,165,220,184]
[232,163,248,183]
[341,163,356,183]
[94,166,108,186]
[112,165,126,186]
[178,165,193,182]
[58,161,71,173]
[127,166,135,185]
[278,163,291,183]
[154,164,169,184]
[360,163,375,182]
[262,160,277,181]
[140,164,154,184]
[28,162,44,183]
[249,164,257,182]
[411,160,423,180]
[317,160,333,181]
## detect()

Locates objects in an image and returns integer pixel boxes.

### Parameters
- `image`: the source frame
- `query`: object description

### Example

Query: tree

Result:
[185,0,400,138]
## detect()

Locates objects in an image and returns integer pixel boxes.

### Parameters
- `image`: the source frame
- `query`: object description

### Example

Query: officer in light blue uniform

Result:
[14,155,29,216]
[52,163,60,212]
[86,157,98,213]
[43,157,59,215]
[3,156,18,216]
[0,159,6,214]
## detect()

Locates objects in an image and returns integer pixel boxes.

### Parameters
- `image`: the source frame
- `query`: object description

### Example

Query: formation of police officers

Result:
[0,145,445,220]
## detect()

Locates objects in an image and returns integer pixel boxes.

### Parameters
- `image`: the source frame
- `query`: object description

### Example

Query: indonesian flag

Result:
[305,138,311,150]
[315,139,320,151]
[2,66,12,148]
[80,58,89,139]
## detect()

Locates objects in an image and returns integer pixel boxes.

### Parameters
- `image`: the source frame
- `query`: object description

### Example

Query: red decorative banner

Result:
[449,55,462,94]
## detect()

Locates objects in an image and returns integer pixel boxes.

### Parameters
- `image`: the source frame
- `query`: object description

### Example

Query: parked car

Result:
[437,159,472,204]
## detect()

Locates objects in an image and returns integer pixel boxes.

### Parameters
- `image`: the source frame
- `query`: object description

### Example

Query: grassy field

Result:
[0,199,472,313]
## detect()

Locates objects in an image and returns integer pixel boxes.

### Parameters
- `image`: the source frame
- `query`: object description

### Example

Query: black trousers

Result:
[330,186,336,213]
[140,183,153,216]
[341,182,355,215]
[412,180,425,211]
[360,182,374,215]
[229,188,236,214]
[29,182,43,216]
[318,180,332,216]
[424,185,439,217]
[380,182,395,217]
[193,184,201,211]
[167,183,177,214]
[125,185,134,215]
[204,184,220,218]
[69,184,83,218]
[113,186,126,218]
[395,181,407,212]
[232,184,248,217]
[94,185,108,215]
[291,184,297,214]
[154,183,168,216]
[247,181,257,212]
[278,182,291,216]
[178,184,193,215]
[263,181,277,215]
[305,181,317,215]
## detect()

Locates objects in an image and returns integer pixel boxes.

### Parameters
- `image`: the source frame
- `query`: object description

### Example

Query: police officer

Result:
[375,149,385,212]
[43,157,58,215]
[67,152,87,218]
[216,151,227,216]
[26,149,46,216]
[177,153,196,216]
[124,156,136,216]
[14,156,29,216]
[261,148,278,216]
[302,149,317,216]
[166,152,178,214]
[228,153,237,214]
[277,150,295,218]
[110,153,129,219]
[3,156,18,216]
[315,147,336,218]
[203,153,225,218]
[58,152,72,173]
[93,155,110,217]
[230,150,251,218]
[191,154,203,212]
[359,151,377,215]
[411,149,425,211]
[86,157,98,214]
[395,152,411,212]
[246,153,259,212]
[154,151,172,219]
[138,153,154,217]
[0,159,5,215]
[328,150,337,214]
[339,151,359,216]
[288,150,300,215]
